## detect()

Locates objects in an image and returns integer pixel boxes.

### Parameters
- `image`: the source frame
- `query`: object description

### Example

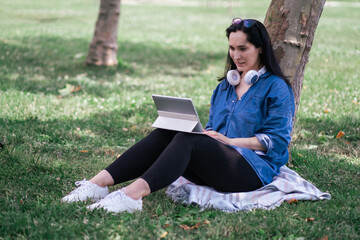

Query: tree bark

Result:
[86,0,121,66]
[264,0,326,163]
[264,0,325,119]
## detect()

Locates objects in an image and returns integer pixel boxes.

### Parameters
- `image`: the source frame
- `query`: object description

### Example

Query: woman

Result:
[62,18,295,213]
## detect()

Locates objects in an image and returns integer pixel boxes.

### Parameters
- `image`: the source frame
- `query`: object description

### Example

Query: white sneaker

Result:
[61,179,109,203]
[87,189,142,213]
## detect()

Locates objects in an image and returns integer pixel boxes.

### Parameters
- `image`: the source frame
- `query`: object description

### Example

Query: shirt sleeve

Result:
[255,81,295,159]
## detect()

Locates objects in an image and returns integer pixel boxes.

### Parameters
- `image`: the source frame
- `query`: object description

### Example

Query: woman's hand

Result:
[204,130,267,152]
[204,130,233,145]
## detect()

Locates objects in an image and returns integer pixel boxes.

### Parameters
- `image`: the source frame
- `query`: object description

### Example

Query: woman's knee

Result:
[172,132,205,150]
[172,132,192,143]
[150,128,170,136]
[146,129,177,141]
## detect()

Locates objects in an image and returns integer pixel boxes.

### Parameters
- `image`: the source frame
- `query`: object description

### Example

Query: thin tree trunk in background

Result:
[86,0,121,66]
[264,0,326,163]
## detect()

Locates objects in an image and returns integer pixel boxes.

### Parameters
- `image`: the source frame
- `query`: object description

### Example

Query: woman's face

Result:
[228,30,262,73]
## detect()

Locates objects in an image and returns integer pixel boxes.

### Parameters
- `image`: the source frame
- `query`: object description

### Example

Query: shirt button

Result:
[232,100,234,103]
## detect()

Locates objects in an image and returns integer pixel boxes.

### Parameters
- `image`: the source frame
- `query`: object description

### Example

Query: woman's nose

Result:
[233,51,241,60]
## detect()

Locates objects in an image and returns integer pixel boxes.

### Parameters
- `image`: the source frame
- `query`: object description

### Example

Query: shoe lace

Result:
[101,189,126,205]
[70,179,91,194]
[75,179,87,187]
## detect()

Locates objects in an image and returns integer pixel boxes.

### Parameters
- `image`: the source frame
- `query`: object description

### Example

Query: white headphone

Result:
[226,66,267,86]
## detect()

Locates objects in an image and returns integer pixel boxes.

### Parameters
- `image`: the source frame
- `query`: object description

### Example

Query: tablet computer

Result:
[151,94,205,134]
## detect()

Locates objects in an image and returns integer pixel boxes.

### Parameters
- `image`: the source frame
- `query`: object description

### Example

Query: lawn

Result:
[0,0,359,239]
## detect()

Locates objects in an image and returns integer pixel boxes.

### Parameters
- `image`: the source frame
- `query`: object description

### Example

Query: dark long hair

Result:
[219,19,291,86]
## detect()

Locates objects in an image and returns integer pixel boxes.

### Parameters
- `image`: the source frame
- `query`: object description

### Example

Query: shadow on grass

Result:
[0,36,225,97]
[293,115,360,157]
[295,116,360,140]
[0,101,210,156]
[0,104,155,149]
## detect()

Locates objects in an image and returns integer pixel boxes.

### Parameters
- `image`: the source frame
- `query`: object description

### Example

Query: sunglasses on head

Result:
[231,18,256,28]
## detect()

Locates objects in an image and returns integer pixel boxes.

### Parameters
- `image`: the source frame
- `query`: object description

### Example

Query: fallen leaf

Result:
[159,231,168,238]
[179,224,190,230]
[336,131,345,139]
[306,217,315,222]
[179,223,202,231]
[323,109,330,113]
[287,199,298,204]
[163,223,171,228]
[58,84,74,97]
[189,222,201,229]
[104,149,115,156]
[79,150,89,153]
[72,86,81,93]
[317,236,328,240]
[122,128,128,132]
[58,84,81,97]
[203,220,211,225]
[20,199,24,205]
[297,153,304,158]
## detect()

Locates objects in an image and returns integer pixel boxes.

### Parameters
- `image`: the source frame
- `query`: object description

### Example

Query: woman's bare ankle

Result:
[123,178,151,200]
[89,170,114,188]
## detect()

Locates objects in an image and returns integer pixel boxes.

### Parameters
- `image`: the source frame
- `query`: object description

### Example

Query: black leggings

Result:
[105,129,262,193]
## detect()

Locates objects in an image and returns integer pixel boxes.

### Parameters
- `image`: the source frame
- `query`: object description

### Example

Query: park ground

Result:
[0,0,359,239]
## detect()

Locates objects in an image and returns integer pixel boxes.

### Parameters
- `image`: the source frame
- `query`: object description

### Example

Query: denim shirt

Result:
[205,71,295,185]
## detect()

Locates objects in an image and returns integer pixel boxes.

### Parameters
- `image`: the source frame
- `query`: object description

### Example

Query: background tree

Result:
[264,0,326,121]
[86,0,121,66]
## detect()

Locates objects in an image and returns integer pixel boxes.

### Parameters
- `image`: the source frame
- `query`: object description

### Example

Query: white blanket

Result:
[166,166,331,212]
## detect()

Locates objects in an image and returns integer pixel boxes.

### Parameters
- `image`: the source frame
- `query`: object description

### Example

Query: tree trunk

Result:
[86,0,121,66]
[264,0,325,163]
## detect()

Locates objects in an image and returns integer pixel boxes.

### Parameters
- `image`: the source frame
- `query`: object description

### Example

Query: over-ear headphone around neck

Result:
[226,66,267,86]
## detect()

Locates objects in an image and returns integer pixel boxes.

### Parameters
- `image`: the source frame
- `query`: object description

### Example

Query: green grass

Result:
[0,0,359,239]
